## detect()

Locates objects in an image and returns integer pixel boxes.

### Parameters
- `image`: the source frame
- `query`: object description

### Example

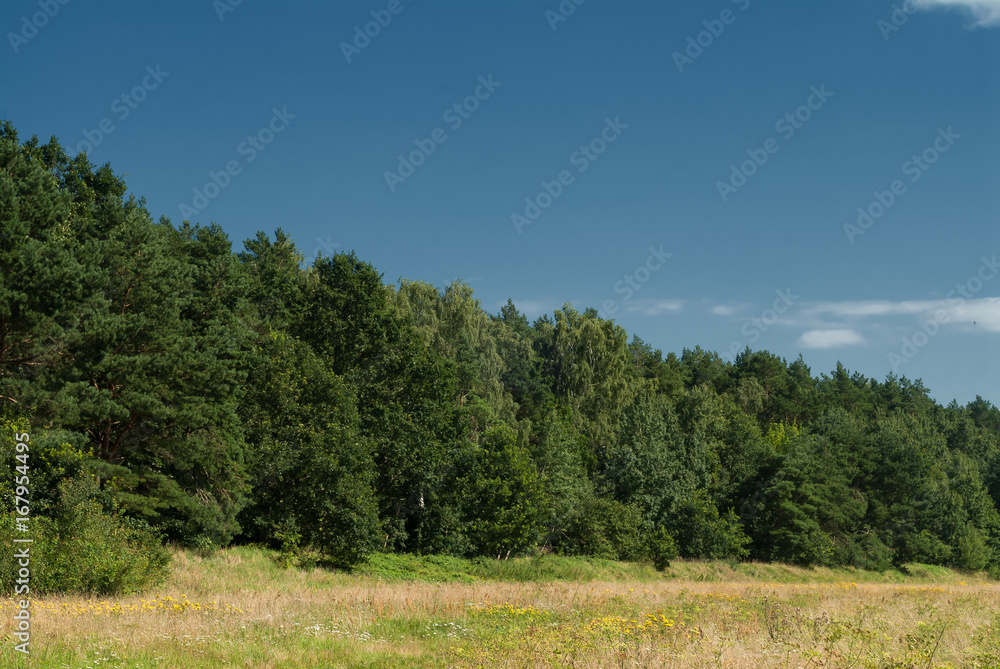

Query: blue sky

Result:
[2,0,998,406]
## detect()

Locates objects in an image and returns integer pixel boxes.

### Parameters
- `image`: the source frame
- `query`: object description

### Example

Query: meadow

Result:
[2,548,999,668]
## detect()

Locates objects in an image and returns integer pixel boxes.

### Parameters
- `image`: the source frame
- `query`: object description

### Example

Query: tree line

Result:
[2,121,1000,579]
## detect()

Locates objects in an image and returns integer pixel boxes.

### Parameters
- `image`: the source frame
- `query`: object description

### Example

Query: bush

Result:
[954,524,992,572]
[899,529,953,566]
[561,497,646,560]
[0,477,171,595]
[650,525,678,571]
[0,422,95,519]
[670,491,750,560]
[840,533,894,572]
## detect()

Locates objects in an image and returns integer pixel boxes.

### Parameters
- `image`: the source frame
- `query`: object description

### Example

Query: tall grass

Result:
[2,546,997,668]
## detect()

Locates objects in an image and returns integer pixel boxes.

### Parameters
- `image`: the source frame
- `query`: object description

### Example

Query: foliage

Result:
[649,525,678,571]
[0,477,169,595]
[3,120,1000,584]
[237,330,380,568]
[456,425,547,559]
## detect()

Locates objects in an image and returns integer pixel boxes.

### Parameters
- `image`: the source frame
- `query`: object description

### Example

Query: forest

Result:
[3,120,1000,590]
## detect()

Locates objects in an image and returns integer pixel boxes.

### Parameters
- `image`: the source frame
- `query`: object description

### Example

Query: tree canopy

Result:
[4,121,1000,575]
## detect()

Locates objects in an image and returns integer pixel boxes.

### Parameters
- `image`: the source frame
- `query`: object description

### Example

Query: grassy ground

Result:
[2,546,999,668]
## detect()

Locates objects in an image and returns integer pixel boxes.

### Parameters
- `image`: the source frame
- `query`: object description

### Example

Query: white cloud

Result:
[802,298,1000,332]
[918,0,1000,26]
[797,329,866,349]
[803,299,941,318]
[949,297,1000,331]
[624,299,685,316]
[707,301,754,317]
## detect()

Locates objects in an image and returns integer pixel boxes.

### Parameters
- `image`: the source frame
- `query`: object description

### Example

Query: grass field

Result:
[2,547,1000,668]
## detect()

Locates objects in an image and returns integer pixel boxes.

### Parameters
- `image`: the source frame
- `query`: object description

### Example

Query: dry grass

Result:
[2,547,999,668]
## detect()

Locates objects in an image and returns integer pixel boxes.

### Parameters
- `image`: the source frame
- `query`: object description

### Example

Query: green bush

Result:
[839,533,894,572]
[899,529,953,566]
[561,497,646,560]
[649,525,678,571]
[954,524,992,571]
[670,491,751,560]
[0,477,171,595]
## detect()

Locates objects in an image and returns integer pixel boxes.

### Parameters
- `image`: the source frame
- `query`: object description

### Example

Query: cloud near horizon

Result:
[802,298,1000,333]
[625,299,686,316]
[918,0,1000,26]
[797,329,866,349]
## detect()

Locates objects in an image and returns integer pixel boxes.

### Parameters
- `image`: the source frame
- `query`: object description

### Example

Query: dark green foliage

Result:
[237,331,380,568]
[649,525,679,571]
[561,496,646,561]
[629,336,685,398]
[0,477,170,595]
[456,426,547,558]
[605,390,698,527]
[840,533,894,572]
[2,127,254,546]
[529,410,592,548]
[238,228,305,329]
[495,300,554,421]
[0,421,95,519]
[670,490,750,560]
[755,433,866,566]
[954,523,992,571]
[4,119,1000,584]
[294,253,467,553]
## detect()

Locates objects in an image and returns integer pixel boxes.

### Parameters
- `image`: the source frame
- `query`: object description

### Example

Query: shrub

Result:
[561,497,646,560]
[954,524,992,572]
[649,525,678,571]
[0,477,170,595]
[670,490,751,560]
[899,529,953,566]
[840,533,894,572]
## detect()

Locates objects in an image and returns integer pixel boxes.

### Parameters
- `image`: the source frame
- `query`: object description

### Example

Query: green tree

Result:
[457,425,547,558]
[295,253,466,552]
[757,433,866,566]
[238,228,306,330]
[388,280,517,428]
[238,331,380,567]
[670,490,749,560]
[605,390,710,535]
[2,126,254,545]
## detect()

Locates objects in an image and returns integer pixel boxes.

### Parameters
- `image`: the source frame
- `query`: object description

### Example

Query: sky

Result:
[1,0,998,406]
